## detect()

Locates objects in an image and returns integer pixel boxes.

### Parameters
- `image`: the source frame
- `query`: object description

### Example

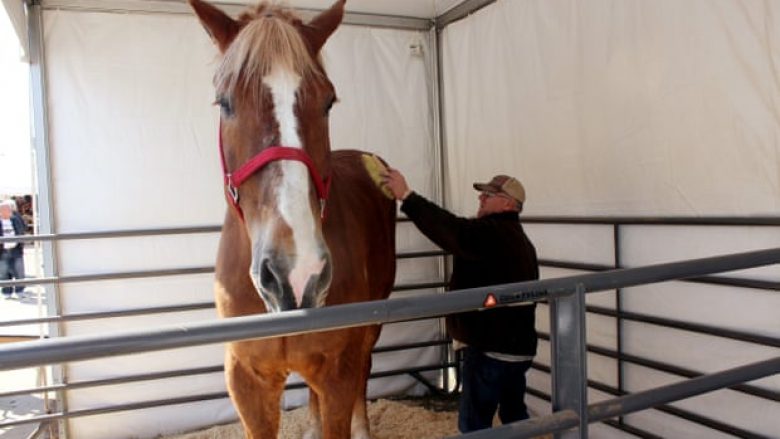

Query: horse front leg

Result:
[310,365,361,439]
[225,349,287,439]
[350,326,380,439]
[350,375,370,439]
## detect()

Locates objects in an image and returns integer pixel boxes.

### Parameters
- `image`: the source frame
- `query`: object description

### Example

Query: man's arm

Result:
[382,168,485,258]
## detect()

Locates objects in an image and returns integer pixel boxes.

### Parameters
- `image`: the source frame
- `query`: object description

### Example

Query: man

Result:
[0,199,27,299]
[382,170,539,433]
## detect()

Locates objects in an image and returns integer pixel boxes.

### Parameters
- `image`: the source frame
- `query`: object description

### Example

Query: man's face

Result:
[0,206,11,220]
[477,191,514,218]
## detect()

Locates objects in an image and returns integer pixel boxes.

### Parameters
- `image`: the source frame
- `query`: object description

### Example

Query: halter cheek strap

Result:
[218,120,332,221]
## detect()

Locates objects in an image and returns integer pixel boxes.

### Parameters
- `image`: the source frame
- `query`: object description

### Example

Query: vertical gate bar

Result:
[614,223,625,425]
[550,283,588,439]
[429,23,451,393]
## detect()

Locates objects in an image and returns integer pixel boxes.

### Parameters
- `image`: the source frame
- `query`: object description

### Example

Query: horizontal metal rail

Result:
[0,302,217,328]
[539,258,779,292]
[585,305,780,349]
[0,279,447,328]
[0,247,778,371]
[451,409,581,439]
[3,275,774,353]
[0,250,447,289]
[485,357,780,439]
[521,216,780,226]
[527,364,768,439]
[436,0,497,30]
[2,215,776,246]
[38,0,434,31]
[0,225,221,244]
[525,365,664,439]
[602,421,662,439]
[588,356,780,426]
[3,260,773,359]
[0,266,214,288]
[0,339,452,400]
[535,332,780,403]
[0,361,456,428]
[0,366,219,400]
[685,274,779,291]
[396,250,447,259]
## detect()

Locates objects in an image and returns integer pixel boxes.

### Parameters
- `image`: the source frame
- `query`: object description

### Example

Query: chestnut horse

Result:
[188,1,396,438]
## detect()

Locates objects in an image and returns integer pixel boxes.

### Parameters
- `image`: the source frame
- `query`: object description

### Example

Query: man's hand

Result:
[381,167,412,201]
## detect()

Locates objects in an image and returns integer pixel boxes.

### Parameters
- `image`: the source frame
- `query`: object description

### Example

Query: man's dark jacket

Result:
[0,213,27,258]
[401,192,539,356]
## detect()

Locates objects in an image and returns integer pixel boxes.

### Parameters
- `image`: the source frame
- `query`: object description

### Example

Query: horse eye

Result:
[216,96,234,117]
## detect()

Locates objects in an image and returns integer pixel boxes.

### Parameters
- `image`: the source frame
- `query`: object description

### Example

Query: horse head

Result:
[190,0,346,312]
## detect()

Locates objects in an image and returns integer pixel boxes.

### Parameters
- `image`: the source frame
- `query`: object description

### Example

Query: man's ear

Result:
[301,0,346,54]
[502,197,516,211]
[189,0,240,53]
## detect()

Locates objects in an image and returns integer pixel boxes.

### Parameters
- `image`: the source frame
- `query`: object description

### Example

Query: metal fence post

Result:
[550,283,588,439]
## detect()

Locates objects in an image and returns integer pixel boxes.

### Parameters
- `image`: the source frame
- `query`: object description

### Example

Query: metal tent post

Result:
[27,1,68,437]
[550,283,588,439]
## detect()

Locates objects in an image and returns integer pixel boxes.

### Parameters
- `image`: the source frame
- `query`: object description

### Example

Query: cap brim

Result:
[473,183,499,193]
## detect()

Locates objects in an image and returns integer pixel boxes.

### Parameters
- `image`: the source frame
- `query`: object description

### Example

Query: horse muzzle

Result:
[251,251,332,312]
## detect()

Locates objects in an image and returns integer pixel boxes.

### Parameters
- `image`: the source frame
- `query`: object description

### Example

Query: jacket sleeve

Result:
[400,192,487,259]
[12,214,26,236]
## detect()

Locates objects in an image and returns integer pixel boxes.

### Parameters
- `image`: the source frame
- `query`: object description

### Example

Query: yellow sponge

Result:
[362,153,395,200]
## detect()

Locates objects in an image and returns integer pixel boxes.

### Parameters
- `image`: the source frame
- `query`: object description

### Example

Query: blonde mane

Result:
[214,5,319,98]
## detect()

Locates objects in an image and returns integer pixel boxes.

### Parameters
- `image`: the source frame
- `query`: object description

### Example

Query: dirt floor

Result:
[166,397,461,439]
[166,395,552,439]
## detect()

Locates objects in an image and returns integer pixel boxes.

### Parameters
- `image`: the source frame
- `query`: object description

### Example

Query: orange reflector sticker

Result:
[483,293,497,308]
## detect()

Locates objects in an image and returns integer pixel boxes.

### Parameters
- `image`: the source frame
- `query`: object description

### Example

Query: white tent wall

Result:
[41,5,440,438]
[441,0,780,217]
[440,0,779,437]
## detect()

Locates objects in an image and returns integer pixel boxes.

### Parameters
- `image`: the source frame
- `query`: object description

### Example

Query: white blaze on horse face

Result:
[262,67,328,308]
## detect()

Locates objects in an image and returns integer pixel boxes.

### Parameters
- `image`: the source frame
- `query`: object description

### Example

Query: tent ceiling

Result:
[39,0,476,30]
[2,0,28,59]
[210,0,465,18]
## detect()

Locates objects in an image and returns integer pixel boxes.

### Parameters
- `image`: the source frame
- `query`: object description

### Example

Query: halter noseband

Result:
[218,121,332,221]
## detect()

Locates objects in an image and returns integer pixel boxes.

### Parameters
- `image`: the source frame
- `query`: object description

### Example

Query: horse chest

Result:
[230,331,354,370]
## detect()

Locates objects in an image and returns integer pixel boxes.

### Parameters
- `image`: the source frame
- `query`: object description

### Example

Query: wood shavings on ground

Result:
[165,399,458,439]
[164,398,552,439]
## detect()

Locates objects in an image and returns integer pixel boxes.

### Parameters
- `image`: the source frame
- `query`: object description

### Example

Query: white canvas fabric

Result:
[441,1,780,437]
[441,0,780,218]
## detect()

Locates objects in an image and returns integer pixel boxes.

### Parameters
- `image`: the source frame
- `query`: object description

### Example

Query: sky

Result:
[0,6,32,195]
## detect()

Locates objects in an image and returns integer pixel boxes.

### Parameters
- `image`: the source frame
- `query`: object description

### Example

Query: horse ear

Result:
[188,0,240,53]
[302,0,346,54]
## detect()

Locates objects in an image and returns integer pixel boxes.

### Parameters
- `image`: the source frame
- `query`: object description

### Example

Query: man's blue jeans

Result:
[0,251,25,296]
[458,346,533,433]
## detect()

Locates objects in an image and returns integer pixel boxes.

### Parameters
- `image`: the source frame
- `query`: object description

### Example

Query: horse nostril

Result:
[318,258,333,291]
[259,258,282,293]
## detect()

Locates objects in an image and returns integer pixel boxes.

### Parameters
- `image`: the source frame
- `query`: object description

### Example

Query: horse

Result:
[188,1,397,438]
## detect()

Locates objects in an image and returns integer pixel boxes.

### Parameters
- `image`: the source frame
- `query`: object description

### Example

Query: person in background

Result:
[14,195,34,233]
[381,170,539,432]
[0,199,27,299]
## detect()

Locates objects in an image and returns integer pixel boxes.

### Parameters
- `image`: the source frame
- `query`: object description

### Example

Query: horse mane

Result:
[214,3,321,99]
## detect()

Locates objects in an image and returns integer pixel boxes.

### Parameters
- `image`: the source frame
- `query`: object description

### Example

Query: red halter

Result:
[218,121,332,221]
